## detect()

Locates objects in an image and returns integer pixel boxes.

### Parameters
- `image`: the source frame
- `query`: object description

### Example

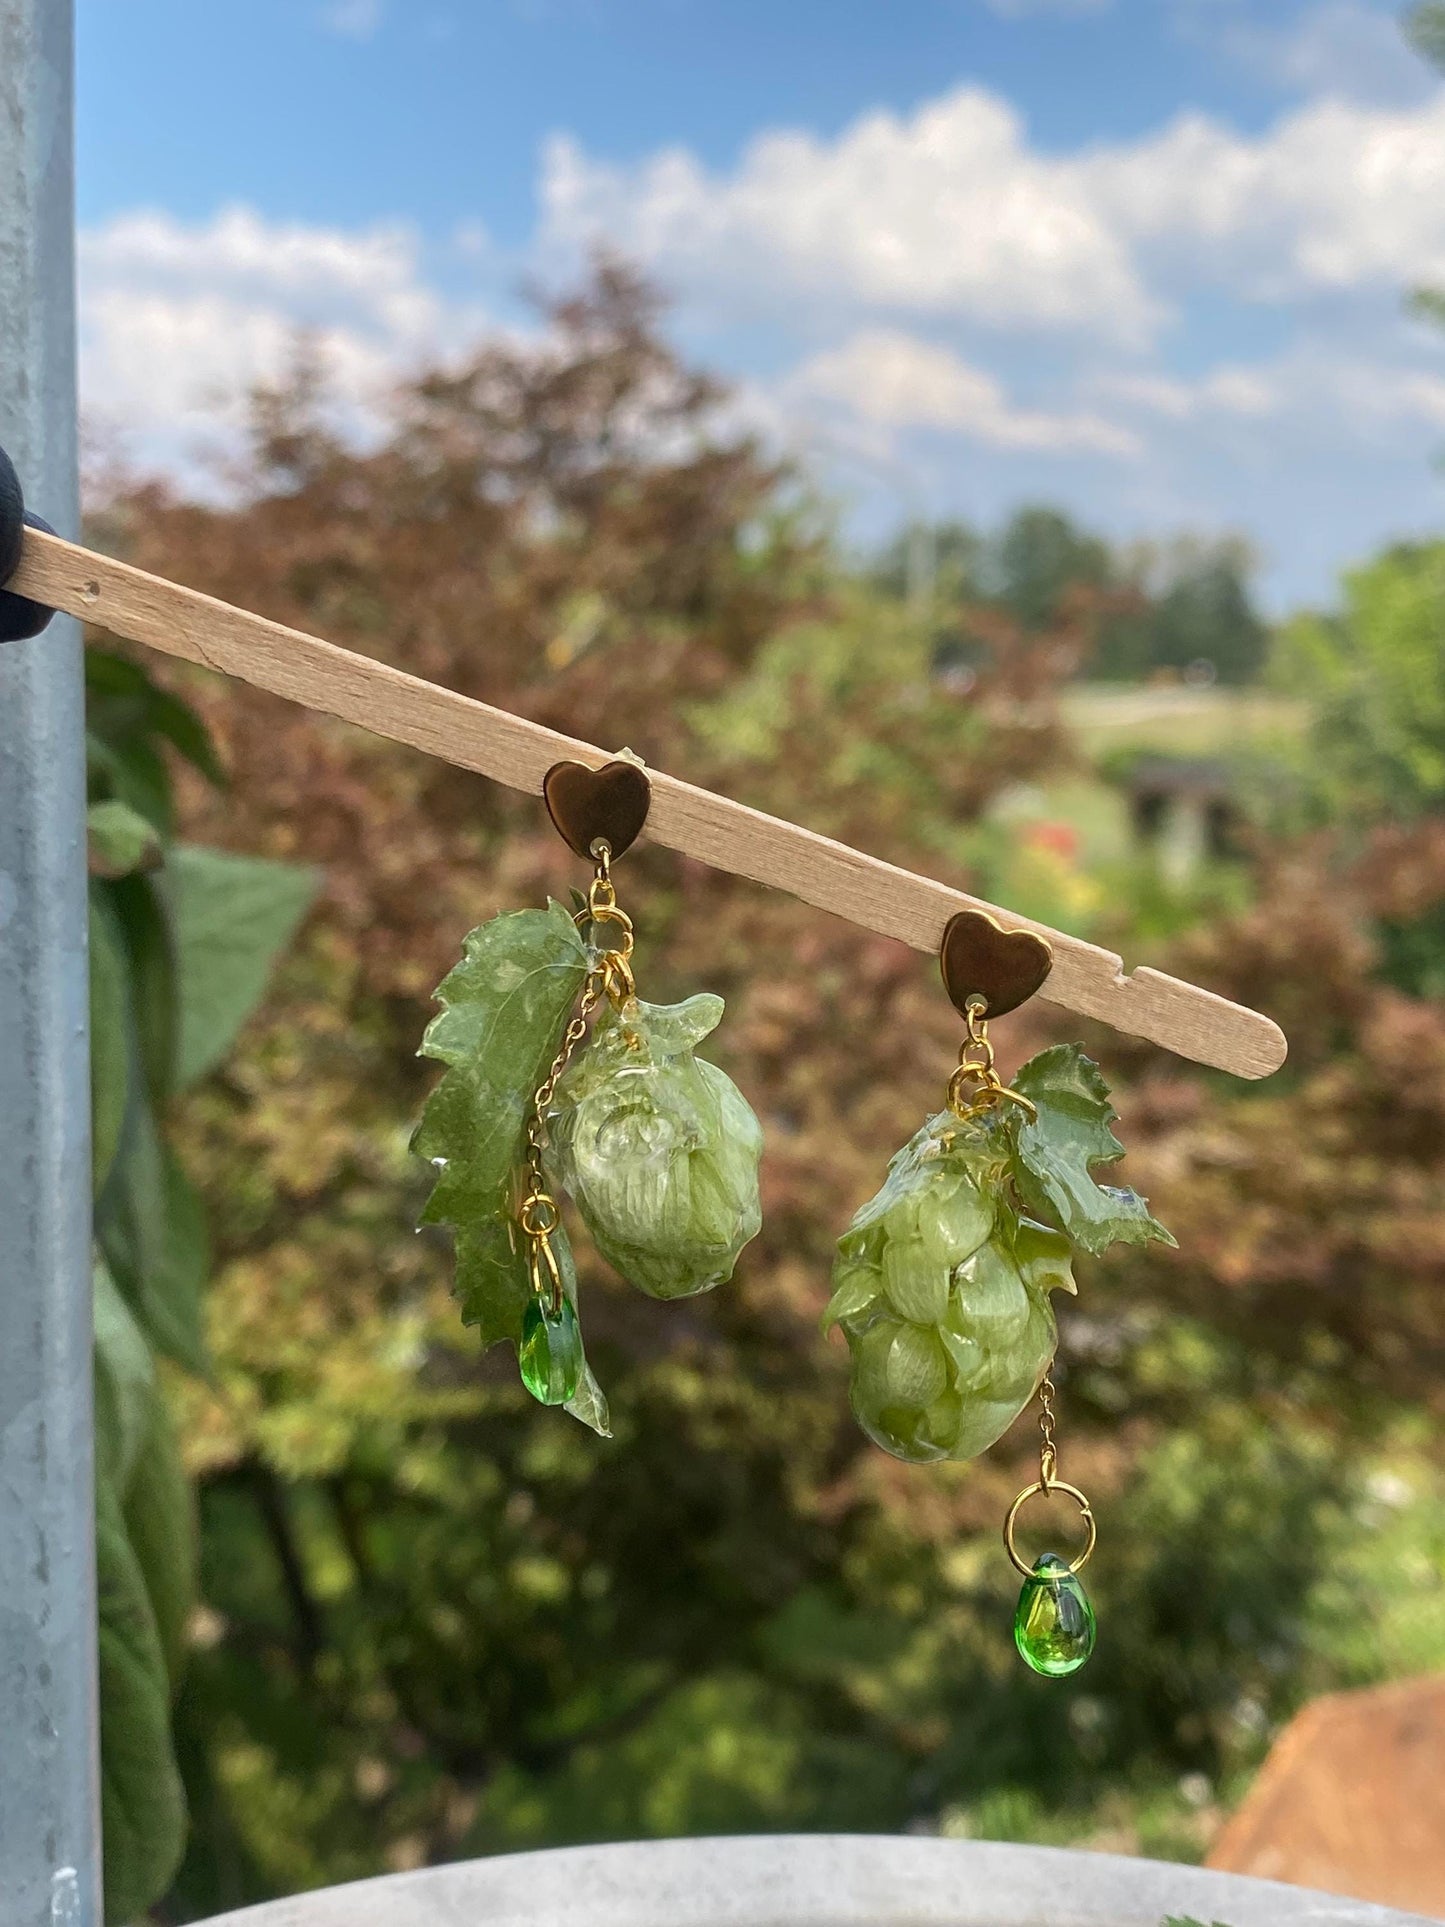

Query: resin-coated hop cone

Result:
[824,1111,1075,1465]
[546,993,763,1300]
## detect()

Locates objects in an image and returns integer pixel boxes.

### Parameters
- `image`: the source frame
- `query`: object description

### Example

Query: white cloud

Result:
[542,78,1445,337]
[78,206,483,473]
[541,89,1161,344]
[1179,1,1431,107]
[792,329,1140,456]
[320,0,384,40]
[1098,345,1445,441]
[1081,91,1445,299]
[1098,366,1279,421]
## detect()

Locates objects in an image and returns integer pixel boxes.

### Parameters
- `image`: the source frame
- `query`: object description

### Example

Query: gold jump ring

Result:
[1003,1477,1096,1579]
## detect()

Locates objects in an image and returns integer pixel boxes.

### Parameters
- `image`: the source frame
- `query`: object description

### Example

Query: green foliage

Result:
[1404,0,1445,71]
[872,509,1267,684]
[85,268,1445,1914]
[167,847,318,1087]
[97,1473,189,1925]
[86,647,312,1922]
[1275,541,1445,816]
[983,505,1113,630]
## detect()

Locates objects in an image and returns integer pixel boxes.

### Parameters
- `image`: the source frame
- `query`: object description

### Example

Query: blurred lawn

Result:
[1062,686,1311,758]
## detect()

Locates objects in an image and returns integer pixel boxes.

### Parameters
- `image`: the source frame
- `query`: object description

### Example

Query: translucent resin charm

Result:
[546,994,763,1300]
[519,1295,583,1405]
[824,1111,1075,1464]
[1013,1552,1096,1677]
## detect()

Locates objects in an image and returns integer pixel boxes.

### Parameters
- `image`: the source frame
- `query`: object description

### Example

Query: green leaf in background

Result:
[166,846,318,1088]
[1008,1044,1176,1259]
[88,798,163,878]
[414,901,588,1235]
[99,1100,211,1376]
[94,1262,156,1493]
[123,1390,198,1693]
[86,648,226,806]
[87,727,175,840]
[89,891,133,1204]
[109,872,179,1107]
[94,1260,198,1694]
[96,1475,188,1927]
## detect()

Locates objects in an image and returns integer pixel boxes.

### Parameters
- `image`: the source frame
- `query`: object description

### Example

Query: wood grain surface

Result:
[12,526,1288,1078]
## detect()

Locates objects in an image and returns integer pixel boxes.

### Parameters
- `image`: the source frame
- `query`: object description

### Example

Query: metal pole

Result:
[0,0,102,1921]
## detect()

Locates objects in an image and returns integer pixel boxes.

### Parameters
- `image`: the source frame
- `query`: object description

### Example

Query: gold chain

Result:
[517,840,637,1313]
[1038,1370,1058,1489]
[1002,1365,1096,1578]
[947,997,1037,1122]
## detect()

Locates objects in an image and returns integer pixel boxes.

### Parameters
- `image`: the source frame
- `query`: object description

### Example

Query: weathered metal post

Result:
[0,0,103,1922]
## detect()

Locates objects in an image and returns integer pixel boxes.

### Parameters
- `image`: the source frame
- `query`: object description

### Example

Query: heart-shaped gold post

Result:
[940,908,1053,1020]
[542,757,652,863]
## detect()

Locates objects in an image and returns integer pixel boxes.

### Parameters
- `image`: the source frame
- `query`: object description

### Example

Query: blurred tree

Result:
[982,505,1113,631]
[1275,542,1445,818]
[1404,1,1445,71]
[874,512,1267,684]
[80,263,1445,1918]
[86,650,312,1922]
[871,517,981,607]
[1141,542,1268,685]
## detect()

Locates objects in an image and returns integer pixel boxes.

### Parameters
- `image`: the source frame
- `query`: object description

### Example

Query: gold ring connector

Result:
[1003,1477,1096,1579]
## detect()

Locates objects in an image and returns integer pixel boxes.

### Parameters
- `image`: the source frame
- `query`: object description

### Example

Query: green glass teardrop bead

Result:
[519,1296,582,1406]
[1013,1552,1096,1677]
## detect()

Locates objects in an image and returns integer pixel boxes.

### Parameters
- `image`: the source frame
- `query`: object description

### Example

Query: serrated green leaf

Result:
[414,901,588,1235]
[415,902,608,1426]
[454,1214,533,1346]
[88,798,162,878]
[1008,1044,1176,1258]
[89,889,133,1204]
[166,846,317,1087]
[97,1473,188,1926]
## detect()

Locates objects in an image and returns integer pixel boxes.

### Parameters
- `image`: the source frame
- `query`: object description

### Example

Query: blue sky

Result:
[76,0,1445,608]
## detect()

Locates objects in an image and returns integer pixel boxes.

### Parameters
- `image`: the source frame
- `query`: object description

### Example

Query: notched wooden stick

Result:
[13,527,1288,1080]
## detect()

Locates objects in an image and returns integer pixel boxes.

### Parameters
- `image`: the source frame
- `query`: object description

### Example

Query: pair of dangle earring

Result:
[824,907,1174,1676]
[414,756,764,1436]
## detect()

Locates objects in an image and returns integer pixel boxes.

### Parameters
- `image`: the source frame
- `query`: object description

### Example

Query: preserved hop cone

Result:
[546,992,763,1300]
[825,1045,1173,1465]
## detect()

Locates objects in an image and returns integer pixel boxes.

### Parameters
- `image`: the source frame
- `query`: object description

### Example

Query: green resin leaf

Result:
[1008,1044,1176,1258]
[414,901,588,1240]
[545,993,763,1300]
[415,904,614,1435]
[826,1111,1072,1465]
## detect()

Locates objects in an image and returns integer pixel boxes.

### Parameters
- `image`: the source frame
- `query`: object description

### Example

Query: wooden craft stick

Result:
[12,526,1287,1078]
